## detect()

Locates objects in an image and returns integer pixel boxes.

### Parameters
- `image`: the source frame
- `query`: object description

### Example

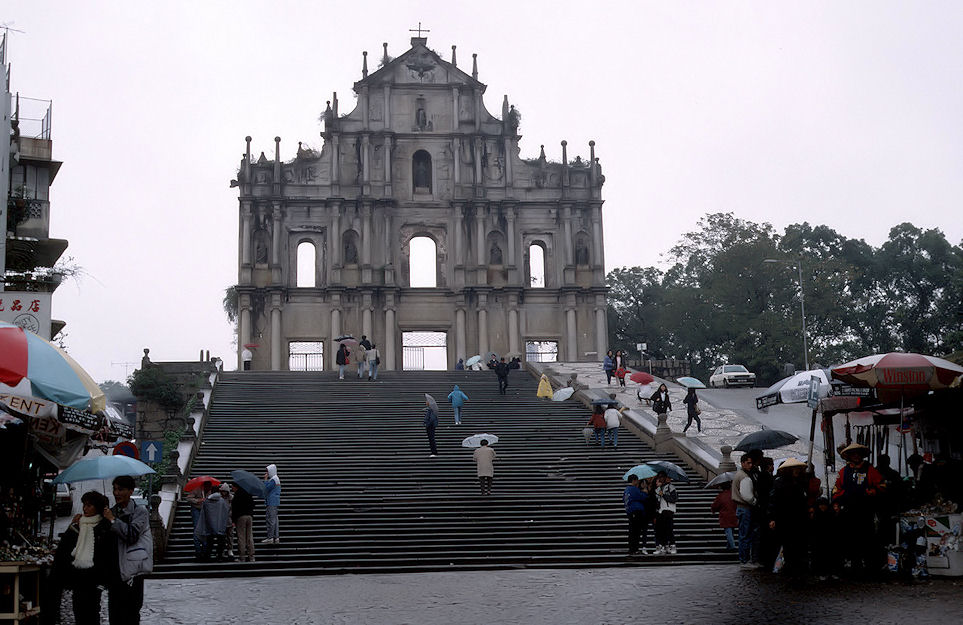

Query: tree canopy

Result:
[607,213,963,384]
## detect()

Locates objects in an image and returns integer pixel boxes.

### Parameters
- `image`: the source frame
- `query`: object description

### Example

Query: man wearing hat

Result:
[833,442,884,575]
[768,458,809,575]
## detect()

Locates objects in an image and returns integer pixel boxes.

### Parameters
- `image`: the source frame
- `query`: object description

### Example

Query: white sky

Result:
[4,1,963,383]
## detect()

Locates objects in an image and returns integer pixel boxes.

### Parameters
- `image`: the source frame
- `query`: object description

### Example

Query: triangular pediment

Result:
[354,39,484,91]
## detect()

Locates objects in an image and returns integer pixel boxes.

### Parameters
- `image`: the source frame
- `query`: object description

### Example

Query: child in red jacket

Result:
[711,484,738,551]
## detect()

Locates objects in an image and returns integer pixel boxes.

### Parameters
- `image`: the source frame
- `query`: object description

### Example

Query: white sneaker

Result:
[653,546,665,555]
[260,538,274,544]
[273,538,280,544]
[668,545,677,554]
[640,547,650,555]
[429,454,437,458]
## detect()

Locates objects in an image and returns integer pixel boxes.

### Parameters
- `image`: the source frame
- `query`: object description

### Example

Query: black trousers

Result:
[479,476,493,495]
[656,510,675,546]
[426,424,438,455]
[72,576,103,625]
[497,377,508,394]
[108,576,144,625]
[627,511,645,553]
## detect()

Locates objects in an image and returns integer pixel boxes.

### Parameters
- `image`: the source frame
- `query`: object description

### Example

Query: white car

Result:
[709,364,756,388]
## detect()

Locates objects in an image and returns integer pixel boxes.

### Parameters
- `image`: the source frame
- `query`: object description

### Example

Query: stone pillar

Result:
[503,137,513,186]
[473,88,481,132]
[474,140,483,185]
[383,209,393,271]
[330,308,341,369]
[595,306,607,359]
[562,204,574,266]
[362,306,372,339]
[508,308,520,355]
[238,301,251,370]
[240,201,253,267]
[361,202,372,266]
[271,203,282,266]
[506,205,517,265]
[654,412,673,447]
[477,293,489,358]
[453,203,464,266]
[385,307,396,370]
[592,209,603,266]
[475,211,486,267]
[331,134,341,191]
[361,134,371,185]
[383,84,391,129]
[270,298,282,371]
[383,135,392,195]
[331,212,342,266]
[453,138,461,184]
[361,85,369,129]
[719,445,737,472]
[566,308,577,360]
[451,86,459,131]
[456,308,466,360]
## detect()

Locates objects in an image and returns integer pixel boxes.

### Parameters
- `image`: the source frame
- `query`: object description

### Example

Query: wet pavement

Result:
[73,565,960,624]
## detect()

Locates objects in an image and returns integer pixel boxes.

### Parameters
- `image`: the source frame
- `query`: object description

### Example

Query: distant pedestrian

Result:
[359,335,372,350]
[536,374,553,399]
[653,472,678,555]
[493,357,518,395]
[103,475,152,625]
[424,397,439,457]
[614,350,627,388]
[623,474,648,556]
[603,350,615,385]
[447,385,468,425]
[366,343,380,380]
[241,347,253,371]
[682,387,701,433]
[195,485,230,561]
[356,342,368,378]
[262,464,281,544]
[710,483,737,551]
[455,358,465,371]
[336,343,350,380]
[473,439,496,495]
[588,405,607,448]
[604,404,624,448]
[230,482,255,562]
[650,384,672,416]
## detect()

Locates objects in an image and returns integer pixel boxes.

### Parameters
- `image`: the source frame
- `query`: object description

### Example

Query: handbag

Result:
[375,356,381,365]
[695,404,702,415]
[615,367,627,378]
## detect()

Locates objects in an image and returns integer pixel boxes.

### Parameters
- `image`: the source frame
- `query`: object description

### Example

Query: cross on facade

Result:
[409,22,430,38]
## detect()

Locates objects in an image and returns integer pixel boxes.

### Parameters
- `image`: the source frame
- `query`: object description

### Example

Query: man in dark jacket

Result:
[623,474,648,556]
[230,483,256,562]
[768,458,809,575]
[424,400,439,457]
[493,357,518,395]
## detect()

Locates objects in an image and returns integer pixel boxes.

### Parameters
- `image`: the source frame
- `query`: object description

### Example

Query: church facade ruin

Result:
[233,35,607,371]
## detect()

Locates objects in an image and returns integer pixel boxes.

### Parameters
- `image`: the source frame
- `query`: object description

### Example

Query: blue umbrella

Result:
[465,355,482,367]
[677,377,706,389]
[230,469,267,498]
[53,455,155,484]
[646,460,690,482]
[622,464,658,481]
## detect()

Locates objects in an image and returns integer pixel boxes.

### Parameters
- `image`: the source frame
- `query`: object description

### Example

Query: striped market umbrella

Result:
[0,321,105,414]
[831,352,963,403]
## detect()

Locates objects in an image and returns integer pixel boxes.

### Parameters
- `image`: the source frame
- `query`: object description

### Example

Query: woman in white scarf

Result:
[66,490,112,625]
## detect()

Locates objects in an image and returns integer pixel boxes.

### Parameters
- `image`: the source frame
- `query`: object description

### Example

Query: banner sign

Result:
[755,394,780,410]
[830,384,874,398]
[0,291,52,339]
[58,405,101,432]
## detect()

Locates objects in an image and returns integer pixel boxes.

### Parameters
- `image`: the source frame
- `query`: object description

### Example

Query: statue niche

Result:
[412,150,432,193]
[575,234,591,266]
[342,230,360,265]
[254,229,270,265]
[489,242,503,266]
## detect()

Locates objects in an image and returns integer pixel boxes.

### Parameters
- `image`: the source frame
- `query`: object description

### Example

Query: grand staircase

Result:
[152,369,735,578]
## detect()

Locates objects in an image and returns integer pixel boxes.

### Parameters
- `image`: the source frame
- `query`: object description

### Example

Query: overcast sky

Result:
[5,1,963,383]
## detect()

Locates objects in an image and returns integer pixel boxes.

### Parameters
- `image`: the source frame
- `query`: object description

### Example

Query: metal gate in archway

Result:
[402,331,447,370]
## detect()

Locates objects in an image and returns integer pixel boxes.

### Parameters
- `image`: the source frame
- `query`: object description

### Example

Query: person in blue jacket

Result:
[624,474,649,557]
[602,350,616,385]
[447,385,469,425]
[262,464,281,544]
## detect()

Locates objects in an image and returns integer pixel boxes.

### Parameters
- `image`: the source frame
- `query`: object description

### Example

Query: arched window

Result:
[529,243,546,288]
[296,241,316,287]
[412,150,432,192]
[409,236,437,287]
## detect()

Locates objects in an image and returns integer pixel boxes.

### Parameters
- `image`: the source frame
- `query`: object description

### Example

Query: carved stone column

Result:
[361,201,372,283]
[362,292,373,339]
[477,292,489,358]
[240,201,253,267]
[508,307,520,355]
[595,305,607,359]
[451,86,459,131]
[238,295,251,370]
[330,307,341,370]
[383,135,392,196]
[271,203,282,284]
[453,138,461,184]
[566,308,577,361]
[361,134,371,187]
[455,307,466,361]
[385,307,396,370]
[331,134,341,194]
[475,211,486,267]
[270,293,282,371]
[383,84,391,130]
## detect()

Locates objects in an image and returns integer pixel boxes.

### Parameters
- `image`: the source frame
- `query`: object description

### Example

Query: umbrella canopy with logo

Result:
[755,369,831,409]
[0,321,106,413]
[734,429,799,452]
[461,433,499,448]
[53,454,156,484]
[831,352,963,402]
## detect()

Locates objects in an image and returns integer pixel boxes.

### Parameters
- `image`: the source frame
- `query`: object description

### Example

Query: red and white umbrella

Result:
[831,352,963,402]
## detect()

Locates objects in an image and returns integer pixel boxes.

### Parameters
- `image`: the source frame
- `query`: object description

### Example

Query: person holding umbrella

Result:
[473,439,497,495]
[230,481,256,562]
[103,475,153,624]
[681,387,701,433]
[336,342,350,380]
[653,471,679,555]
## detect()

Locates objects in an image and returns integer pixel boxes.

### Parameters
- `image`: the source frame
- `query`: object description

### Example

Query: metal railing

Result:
[288,353,323,371]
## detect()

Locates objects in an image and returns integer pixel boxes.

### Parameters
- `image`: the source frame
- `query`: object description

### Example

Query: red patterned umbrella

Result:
[184,475,221,492]
[831,352,963,402]
[629,371,654,385]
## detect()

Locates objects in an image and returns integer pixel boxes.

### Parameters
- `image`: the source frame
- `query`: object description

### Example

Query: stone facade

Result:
[233,36,607,371]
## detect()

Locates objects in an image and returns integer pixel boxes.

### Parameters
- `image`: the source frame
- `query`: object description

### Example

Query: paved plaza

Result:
[122,565,961,624]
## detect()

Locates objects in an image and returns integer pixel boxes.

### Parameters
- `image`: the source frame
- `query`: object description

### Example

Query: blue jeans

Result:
[453,405,462,424]
[368,362,378,380]
[191,506,203,556]
[338,364,346,379]
[736,506,755,563]
[265,505,279,539]
[607,427,618,447]
[594,427,606,447]
[725,527,735,550]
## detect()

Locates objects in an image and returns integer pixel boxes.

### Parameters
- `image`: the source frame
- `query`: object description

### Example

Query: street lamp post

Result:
[763,259,809,372]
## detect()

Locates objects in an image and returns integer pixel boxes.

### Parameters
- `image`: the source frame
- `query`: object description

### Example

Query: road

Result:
[57,565,963,624]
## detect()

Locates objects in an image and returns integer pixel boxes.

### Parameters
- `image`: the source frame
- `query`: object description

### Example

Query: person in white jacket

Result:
[653,472,679,554]
[730,454,759,567]
[603,404,625,448]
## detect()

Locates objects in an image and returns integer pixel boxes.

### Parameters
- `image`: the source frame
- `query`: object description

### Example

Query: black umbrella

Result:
[734,429,799,452]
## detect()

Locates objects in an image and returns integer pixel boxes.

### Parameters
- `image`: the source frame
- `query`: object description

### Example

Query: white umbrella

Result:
[552,387,575,401]
[462,433,499,448]
[755,369,831,409]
